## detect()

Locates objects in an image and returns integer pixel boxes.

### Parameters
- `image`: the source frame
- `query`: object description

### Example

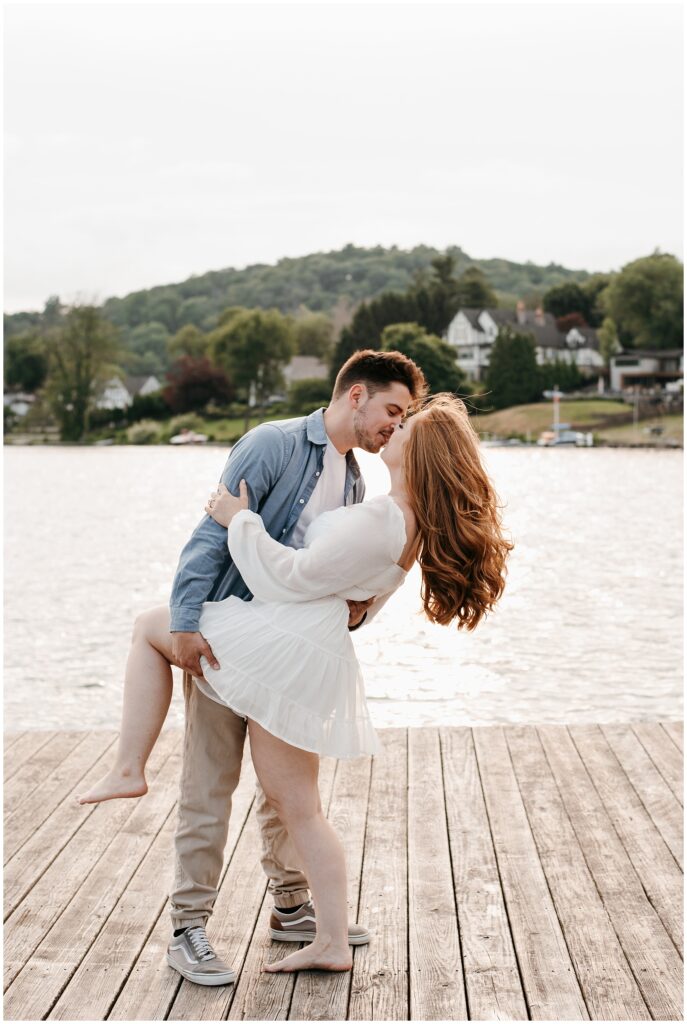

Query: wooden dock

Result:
[3,723,683,1021]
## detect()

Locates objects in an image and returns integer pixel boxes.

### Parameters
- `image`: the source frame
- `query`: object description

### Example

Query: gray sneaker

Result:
[166,926,236,986]
[270,900,371,945]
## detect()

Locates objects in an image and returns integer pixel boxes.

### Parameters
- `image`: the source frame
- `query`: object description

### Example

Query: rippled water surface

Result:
[4,445,683,730]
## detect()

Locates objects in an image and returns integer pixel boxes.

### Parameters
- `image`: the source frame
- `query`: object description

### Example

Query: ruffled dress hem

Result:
[197,659,381,759]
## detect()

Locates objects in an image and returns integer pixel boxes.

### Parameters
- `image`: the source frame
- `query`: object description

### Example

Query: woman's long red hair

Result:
[404,393,513,630]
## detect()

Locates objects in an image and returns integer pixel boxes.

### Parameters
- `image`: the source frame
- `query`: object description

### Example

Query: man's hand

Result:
[171,631,220,677]
[347,597,375,630]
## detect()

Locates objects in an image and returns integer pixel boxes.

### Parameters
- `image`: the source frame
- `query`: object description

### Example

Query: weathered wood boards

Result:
[3,723,683,1021]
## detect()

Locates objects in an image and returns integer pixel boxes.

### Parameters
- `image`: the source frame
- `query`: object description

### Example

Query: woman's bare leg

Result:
[78,606,177,804]
[247,719,352,973]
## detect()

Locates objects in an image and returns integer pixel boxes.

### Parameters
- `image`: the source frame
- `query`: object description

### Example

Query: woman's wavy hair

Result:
[404,393,514,631]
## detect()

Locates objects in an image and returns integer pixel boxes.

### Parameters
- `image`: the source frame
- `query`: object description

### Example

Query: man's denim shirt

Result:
[169,408,366,632]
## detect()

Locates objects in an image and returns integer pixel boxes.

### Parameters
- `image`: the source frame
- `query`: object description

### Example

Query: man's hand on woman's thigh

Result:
[171,631,220,676]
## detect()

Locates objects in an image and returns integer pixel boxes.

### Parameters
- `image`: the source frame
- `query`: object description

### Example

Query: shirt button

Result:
[299,498,305,504]
[316,471,320,476]
[282,528,286,534]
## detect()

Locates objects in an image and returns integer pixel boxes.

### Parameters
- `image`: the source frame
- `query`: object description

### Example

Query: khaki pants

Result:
[169,674,310,929]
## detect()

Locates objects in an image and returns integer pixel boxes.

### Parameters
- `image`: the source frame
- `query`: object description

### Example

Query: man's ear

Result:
[349,384,366,406]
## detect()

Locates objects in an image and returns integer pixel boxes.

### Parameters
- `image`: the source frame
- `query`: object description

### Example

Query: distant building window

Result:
[616,358,640,366]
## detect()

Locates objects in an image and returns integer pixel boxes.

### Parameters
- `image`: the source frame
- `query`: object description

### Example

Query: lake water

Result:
[4,445,683,731]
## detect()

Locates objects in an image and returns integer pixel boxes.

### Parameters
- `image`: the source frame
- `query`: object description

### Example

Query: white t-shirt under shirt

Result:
[290,439,348,549]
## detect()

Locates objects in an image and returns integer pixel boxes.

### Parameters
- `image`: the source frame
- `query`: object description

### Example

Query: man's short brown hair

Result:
[332,349,427,404]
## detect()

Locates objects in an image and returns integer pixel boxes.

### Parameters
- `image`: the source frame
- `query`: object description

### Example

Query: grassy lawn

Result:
[472,400,632,439]
[593,414,684,446]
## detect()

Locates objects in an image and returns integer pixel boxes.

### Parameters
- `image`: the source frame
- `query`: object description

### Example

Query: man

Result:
[166,348,427,985]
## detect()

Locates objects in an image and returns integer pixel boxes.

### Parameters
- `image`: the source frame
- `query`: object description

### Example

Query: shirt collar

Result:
[306,407,329,446]
[306,407,361,480]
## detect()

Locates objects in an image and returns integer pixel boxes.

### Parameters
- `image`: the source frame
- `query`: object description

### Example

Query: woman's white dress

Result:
[196,494,408,759]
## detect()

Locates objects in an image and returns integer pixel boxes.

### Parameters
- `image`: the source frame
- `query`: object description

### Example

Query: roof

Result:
[125,375,160,394]
[618,348,684,359]
[454,307,600,351]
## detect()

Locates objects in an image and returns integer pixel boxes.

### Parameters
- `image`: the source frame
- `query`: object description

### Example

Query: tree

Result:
[44,305,122,441]
[458,266,498,309]
[581,273,611,328]
[543,282,591,322]
[125,321,171,374]
[555,312,588,333]
[210,308,296,431]
[597,316,621,367]
[380,323,467,394]
[168,324,208,360]
[483,327,543,410]
[4,333,49,392]
[288,378,332,415]
[163,356,234,414]
[294,311,334,360]
[538,358,585,392]
[602,252,683,349]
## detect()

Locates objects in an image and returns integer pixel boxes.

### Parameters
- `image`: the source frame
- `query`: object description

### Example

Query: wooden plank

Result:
[407,728,465,1020]
[440,727,527,1020]
[109,750,258,1021]
[3,732,26,753]
[3,730,180,989]
[105,749,256,1019]
[570,725,683,955]
[3,741,182,1021]
[632,723,683,805]
[4,731,87,820]
[4,731,57,781]
[3,734,126,919]
[473,726,588,1021]
[348,729,408,1022]
[4,731,117,864]
[538,725,683,1021]
[601,724,683,870]
[50,811,178,1020]
[288,754,373,1021]
[661,720,683,752]
[226,755,338,1021]
[507,725,650,1019]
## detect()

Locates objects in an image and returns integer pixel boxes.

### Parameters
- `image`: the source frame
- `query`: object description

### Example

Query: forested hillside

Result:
[4,243,589,341]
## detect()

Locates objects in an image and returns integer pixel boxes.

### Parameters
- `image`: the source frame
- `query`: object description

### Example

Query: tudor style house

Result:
[444,301,604,382]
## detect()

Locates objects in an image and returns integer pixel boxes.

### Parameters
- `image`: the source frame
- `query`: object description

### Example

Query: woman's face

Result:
[380,413,417,470]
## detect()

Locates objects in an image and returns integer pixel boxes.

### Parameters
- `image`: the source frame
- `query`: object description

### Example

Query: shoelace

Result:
[186,926,215,961]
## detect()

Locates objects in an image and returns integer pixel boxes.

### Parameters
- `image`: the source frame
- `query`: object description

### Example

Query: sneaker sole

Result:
[269,929,370,946]
[166,953,236,986]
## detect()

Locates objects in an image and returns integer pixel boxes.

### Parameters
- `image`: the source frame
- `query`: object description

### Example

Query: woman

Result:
[79,393,513,973]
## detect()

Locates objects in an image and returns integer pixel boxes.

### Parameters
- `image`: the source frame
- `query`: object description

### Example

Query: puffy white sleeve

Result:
[226,499,405,603]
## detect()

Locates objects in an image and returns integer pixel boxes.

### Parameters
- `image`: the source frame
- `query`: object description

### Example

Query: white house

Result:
[445,302,604,382]
[609,349,684,392]
[95,375,162,410]
[3,392,35,417]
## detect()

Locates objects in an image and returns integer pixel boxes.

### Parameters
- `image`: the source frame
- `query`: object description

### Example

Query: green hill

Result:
[4,243,592,340]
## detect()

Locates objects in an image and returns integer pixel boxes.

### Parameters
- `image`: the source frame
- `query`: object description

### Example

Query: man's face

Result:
[352,382,412,453]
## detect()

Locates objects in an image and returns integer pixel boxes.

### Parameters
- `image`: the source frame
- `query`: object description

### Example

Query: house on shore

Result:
[609,349,684,392]
[444,302,604,382]
[95,375,162,410]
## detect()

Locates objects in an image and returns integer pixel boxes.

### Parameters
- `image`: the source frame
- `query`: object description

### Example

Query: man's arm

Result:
[169,423,286,635]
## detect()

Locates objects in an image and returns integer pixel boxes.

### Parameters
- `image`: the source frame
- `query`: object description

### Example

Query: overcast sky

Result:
[3,1,683,313]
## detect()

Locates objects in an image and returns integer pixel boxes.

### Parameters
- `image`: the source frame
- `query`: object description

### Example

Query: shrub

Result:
[287,378,332,414]
[127,420,161,444]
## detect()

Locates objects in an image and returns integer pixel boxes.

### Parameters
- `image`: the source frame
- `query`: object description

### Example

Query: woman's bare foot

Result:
[77,767,147,804]
[263,942,352,974]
